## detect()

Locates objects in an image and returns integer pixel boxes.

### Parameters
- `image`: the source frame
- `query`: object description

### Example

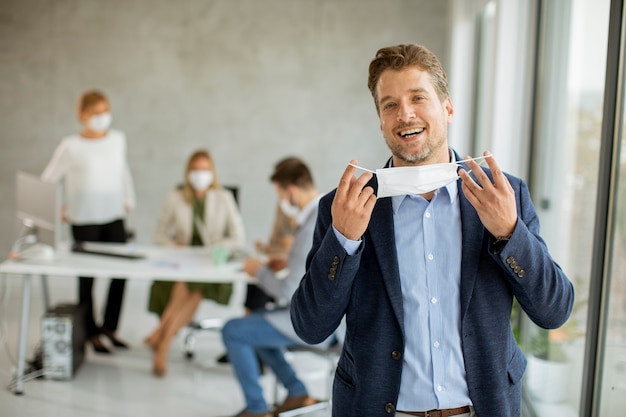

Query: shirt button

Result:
[428,253,434,261]
[436,385,443,392]
[434,341,440,348]
[431,297,438,304]
[425,211,431,218]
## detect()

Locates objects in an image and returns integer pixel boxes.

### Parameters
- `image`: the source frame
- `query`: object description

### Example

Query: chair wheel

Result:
[185,351,194,360]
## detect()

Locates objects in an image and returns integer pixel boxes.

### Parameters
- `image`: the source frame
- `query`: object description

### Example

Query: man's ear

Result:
[444,97,454,123]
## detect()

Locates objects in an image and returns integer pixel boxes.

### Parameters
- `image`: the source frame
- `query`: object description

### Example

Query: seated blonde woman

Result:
[145,149,245,377]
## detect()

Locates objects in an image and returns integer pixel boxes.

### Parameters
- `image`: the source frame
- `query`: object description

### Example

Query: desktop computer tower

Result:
[41,303,86,380]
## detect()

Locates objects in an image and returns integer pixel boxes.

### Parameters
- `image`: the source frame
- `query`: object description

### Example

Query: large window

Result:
[600,122,626,413]
[598,7,626,410]
[522,0,611,416]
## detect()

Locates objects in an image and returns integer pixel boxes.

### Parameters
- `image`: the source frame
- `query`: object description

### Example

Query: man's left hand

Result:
[458,151,518,238]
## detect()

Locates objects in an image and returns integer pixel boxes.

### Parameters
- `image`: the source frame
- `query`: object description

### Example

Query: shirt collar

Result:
[389,148,459,213]
[296,194,321,225]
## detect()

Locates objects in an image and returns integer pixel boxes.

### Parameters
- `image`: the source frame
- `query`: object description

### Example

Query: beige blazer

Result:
[154,187,245,248]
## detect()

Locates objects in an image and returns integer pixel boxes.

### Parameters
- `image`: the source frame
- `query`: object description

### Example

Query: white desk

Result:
[0,244,249,395]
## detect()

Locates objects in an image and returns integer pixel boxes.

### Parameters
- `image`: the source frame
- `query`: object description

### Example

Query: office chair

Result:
[182,317,225,359]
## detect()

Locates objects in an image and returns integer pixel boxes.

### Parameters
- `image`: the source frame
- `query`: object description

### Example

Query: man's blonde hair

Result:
[367,44,449,113]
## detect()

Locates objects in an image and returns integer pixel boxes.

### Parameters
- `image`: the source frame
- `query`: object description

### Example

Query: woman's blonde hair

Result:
[182,149,220,204]
[77,89,108,116]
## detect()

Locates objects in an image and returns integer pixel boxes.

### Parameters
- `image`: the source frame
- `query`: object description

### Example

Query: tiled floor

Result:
[0,277,332,417]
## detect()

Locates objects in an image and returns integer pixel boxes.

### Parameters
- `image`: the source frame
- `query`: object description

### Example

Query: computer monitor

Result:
[15,171,61,250]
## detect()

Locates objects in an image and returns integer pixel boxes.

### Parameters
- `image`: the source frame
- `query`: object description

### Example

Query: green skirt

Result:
[147,280,233,316]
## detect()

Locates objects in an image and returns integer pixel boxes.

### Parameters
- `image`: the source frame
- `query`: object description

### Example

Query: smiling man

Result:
[290,44,575,417]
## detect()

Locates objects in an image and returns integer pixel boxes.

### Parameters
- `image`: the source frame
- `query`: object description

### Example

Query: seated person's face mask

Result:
[350,155,491,198]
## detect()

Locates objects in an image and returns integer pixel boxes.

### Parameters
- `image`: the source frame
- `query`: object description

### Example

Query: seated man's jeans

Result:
[222,313,308,413]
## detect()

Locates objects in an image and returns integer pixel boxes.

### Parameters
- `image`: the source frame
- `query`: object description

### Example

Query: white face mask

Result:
[351,155,491,198]
[188,170,214,191]
[87,112,112,133]
[279,198,300,218]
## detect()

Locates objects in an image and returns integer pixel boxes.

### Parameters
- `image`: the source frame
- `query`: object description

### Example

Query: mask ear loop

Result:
[348,163,376,174]
[459,154,492,174]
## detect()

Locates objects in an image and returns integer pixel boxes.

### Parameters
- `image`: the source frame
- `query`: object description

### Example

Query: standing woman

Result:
[145,149,245,377]
[42,89,135,354]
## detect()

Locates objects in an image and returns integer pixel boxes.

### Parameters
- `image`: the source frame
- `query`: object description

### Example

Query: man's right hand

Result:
[242,258,263,277]
[331,160,376,241]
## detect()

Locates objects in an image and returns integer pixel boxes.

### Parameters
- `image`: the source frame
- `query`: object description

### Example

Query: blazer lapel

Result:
[457,179,487,321]
[368,196,405,335]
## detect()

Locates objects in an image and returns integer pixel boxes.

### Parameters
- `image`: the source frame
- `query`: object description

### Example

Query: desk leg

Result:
[40,274,50,312]
[14,273,32,395]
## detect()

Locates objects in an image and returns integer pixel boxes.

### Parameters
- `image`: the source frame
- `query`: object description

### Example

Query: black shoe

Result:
[100,327,129,349]
[217,353,229,363]
[89,336,112,354]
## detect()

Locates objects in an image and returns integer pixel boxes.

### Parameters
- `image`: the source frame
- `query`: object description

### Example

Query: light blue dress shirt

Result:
[391,181,471,410]
[333,155,473,411]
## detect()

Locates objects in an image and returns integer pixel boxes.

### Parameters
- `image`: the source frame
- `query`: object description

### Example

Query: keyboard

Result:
[71,242,146,260]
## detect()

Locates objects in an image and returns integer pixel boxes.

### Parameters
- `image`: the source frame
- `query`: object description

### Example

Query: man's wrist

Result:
[332,225,361,256]
[492,233,512,253]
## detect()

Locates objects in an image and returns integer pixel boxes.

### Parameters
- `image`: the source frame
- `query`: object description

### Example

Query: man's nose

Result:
[397,103,415,122]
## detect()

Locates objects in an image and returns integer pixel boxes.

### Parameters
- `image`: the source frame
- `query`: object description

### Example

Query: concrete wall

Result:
[0,0,450,251]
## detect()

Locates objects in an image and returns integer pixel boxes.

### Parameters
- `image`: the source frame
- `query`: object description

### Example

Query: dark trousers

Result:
[71,219,127,337]
[244,284,275,312]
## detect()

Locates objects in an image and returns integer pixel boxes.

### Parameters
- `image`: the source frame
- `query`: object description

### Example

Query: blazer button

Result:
[328,273,335,281]
[518,269,526,278]
[391,351,402,360]
[385,403,395,414]
[506,256,514,265]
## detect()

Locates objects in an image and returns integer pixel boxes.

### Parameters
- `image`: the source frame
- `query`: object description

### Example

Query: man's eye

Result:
[383,103,396,110]
[414,96,424,101]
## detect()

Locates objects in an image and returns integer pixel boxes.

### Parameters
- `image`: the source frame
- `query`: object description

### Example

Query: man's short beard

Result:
[383,124,448,165]
[385,138,434,165]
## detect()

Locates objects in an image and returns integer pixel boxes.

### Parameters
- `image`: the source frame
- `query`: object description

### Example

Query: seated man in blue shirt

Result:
[221,157,331,417]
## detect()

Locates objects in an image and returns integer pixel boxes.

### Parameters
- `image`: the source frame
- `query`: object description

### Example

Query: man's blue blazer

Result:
[291,157,574,417]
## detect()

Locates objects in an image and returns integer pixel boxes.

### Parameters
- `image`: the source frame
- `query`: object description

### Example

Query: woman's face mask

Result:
[188,170,214,191]
[87,112,112,133]
[350,155,490,198]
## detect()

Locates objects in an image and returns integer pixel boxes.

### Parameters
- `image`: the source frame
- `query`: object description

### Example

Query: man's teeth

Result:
[400,128,424,137]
